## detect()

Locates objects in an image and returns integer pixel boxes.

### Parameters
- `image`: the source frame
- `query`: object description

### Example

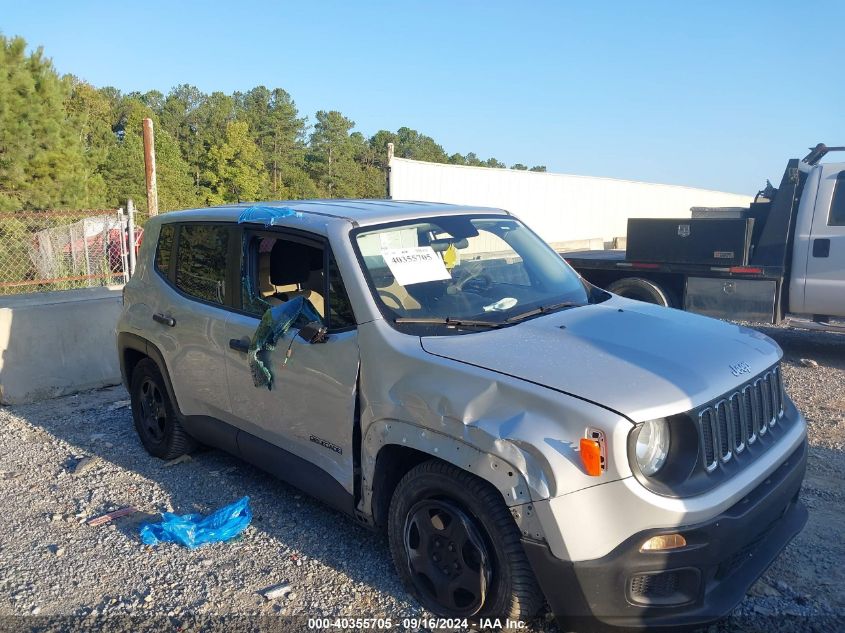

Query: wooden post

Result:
[142,118,159,216]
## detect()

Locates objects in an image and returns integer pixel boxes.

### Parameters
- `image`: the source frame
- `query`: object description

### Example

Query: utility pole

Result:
[142,118,159,216]
[386,142,394,198]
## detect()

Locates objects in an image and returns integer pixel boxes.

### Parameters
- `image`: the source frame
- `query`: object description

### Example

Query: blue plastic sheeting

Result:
[139,497,252,549]
[238,205,302,226]
[249,295,322,389]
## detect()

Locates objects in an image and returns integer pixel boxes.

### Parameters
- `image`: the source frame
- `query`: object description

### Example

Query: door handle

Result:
[152,313,176,327]
[812,238,830,258]
[229,338,250,353]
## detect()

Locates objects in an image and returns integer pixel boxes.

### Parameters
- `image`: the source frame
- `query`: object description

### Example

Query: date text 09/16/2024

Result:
[307,617,526,630]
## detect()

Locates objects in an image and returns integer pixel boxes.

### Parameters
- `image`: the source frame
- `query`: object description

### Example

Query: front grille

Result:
[697,365,784,473]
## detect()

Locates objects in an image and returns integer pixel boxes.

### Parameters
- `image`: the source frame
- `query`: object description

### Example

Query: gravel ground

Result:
[0,325,843,632]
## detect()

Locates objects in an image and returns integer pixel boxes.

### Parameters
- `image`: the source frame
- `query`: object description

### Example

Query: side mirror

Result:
[298,321,329,344]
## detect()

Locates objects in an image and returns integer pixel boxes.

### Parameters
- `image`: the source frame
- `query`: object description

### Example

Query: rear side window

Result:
[155,224,175,276]
[830,171,845,226]
[175,224,230,305]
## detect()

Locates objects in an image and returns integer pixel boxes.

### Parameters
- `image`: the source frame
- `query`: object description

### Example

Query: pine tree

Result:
[239,86,309,198]
[100,97,197,212]
[0,36,87,210]
[308,110,362,198]
[204,120,268,204]
[63,77,114,208]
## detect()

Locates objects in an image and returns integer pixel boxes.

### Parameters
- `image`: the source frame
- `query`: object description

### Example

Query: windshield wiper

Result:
[394,317,505,329]
[505,301,582,323]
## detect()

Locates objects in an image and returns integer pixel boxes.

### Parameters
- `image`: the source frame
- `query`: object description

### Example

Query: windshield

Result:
[353,214,605,332]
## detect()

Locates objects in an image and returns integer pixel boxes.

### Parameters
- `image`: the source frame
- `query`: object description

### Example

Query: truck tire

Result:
[388,460,543,623]
[130,358,196,460]
[606,277,676,307]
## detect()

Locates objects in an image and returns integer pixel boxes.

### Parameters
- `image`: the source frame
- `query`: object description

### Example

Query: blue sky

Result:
[2,0,843,193]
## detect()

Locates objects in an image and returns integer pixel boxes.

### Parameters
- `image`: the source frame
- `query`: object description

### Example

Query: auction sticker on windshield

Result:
[382,246,451,285]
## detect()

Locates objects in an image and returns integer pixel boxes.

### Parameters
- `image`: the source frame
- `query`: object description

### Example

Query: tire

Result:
[130,358,196,460]
[606,277,676,307]
[388,460,543,623]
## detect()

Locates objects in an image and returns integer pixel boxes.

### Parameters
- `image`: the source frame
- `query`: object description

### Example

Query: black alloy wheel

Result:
[403,498,492,616]
[138,377,167,442]
[388,460,543,624]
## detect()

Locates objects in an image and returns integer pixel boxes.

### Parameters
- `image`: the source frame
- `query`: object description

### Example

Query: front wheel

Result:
[388,460,543,622]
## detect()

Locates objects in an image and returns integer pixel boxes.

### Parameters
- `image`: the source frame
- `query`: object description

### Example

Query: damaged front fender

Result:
[357,322,634,537]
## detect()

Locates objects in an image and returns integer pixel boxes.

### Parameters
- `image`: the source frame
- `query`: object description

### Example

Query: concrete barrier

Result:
[0,286,123,404]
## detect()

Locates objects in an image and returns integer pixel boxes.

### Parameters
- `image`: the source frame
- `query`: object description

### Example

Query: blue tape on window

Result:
[238,205,302,226]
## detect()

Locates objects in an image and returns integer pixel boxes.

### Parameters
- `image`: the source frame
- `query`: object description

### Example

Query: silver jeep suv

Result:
[117,200,808,628]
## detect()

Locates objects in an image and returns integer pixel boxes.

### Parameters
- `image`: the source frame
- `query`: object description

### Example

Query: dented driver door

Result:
[222,233,360,508]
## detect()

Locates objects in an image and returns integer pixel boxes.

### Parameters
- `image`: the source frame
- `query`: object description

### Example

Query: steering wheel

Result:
[462,274,492,294]
[448,262,491,295]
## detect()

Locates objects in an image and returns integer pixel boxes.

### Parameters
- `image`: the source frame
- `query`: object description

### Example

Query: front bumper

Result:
[523,439,808,630]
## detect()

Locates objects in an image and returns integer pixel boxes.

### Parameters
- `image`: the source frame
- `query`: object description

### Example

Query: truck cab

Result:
[565,144,845,330]
[789,160,845,317]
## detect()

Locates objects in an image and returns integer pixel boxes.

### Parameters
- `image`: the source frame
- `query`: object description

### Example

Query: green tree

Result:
[239,86,310,198]
[308,110,362,198]
[204,120,268,204]
[394,127,448,163]
[100,97,197,212]
[511,163,528,170]
[63,77,115,207]
[2,34,552,213]
[0,36,88,210]
[160,84,206,189]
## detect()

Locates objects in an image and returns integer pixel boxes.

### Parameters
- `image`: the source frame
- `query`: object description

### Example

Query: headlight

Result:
[635,419,670,476]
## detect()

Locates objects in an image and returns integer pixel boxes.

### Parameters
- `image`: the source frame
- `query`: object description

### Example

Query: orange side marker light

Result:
[580,438,603,476]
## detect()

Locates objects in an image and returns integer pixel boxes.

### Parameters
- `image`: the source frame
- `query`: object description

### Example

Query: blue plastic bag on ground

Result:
[139,496,252,549]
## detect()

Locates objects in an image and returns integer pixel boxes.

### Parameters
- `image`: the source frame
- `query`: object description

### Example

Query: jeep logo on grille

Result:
[729,362,752,377]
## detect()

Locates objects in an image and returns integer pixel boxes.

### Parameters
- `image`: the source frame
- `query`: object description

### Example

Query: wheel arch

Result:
[605,275,682,307]
[117,332,184,420]
[579,269,685,307]
[363,420,546,541]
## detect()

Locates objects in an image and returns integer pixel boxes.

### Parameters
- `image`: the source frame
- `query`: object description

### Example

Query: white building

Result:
[388,156,753,249]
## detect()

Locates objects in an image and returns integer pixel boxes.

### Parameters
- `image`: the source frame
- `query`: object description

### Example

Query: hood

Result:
[420,297,782,423]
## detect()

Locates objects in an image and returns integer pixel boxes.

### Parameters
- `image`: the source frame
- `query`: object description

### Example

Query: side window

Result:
[242,234,325,319]
[829,171,845,226]
[174,224,230,305]
[242,233,356,330]
[155,224,174,277]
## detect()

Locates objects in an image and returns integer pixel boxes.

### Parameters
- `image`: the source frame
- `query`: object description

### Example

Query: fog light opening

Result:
[640,533,687,552]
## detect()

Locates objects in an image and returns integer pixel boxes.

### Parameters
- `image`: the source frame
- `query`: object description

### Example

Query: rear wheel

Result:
[606,277,676,307]
[130,358,195,459]
[388,460,543,622]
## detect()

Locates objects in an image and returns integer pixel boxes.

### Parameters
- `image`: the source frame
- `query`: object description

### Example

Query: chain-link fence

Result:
[0,209,141,295]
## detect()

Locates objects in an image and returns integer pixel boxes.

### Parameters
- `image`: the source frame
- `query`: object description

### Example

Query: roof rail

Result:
[802,143,845,165]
